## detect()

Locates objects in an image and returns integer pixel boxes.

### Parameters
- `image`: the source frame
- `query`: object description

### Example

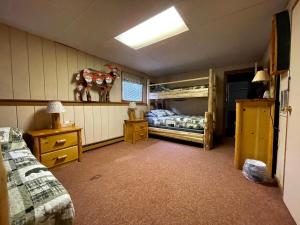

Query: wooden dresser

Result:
[27,127,82,168]
[124,120,148,144]
[234,99,275,174]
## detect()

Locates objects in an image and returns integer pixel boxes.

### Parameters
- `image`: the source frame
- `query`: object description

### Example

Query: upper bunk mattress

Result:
[149,86,208,100]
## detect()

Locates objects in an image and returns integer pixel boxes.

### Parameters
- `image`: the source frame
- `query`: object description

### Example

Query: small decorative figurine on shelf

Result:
[74,64,121,102]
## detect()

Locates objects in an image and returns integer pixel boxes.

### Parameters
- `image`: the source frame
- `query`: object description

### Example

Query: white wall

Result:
[283,1,300,223]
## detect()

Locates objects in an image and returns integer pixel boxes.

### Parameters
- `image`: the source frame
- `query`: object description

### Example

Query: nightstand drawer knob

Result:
[56,139,66,144]
[57,155,67,160]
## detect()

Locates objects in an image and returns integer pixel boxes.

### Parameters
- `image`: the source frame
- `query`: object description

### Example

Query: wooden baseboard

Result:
[82,136,124,152]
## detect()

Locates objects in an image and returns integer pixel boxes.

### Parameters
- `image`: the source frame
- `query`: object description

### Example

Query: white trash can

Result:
[242,159,267,183]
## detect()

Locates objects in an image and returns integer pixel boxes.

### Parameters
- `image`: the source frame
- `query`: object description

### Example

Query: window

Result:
[122,80,143,102]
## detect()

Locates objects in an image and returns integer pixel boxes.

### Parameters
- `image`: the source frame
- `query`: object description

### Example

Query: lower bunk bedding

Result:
[146,109,205,133]
[0,127,75,225]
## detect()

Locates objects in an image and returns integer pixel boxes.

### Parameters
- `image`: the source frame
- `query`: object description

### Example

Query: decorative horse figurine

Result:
[74,64,121,102]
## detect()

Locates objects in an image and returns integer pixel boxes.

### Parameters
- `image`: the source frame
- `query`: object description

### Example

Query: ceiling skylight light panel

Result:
[114,6,189,49]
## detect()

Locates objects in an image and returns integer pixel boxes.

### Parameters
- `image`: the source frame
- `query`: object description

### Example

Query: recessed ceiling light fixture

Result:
[114,6,189,50]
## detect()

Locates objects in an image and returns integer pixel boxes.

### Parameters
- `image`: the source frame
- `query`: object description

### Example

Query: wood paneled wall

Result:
[0,23,122,101]
[0,104,146,145]
[0,23,147,145]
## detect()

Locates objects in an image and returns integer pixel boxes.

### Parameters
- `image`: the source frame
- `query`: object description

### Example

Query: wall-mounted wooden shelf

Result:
[0,99,147,106]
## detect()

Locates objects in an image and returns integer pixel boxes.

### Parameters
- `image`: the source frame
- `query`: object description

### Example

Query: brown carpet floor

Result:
[51,138,295,225]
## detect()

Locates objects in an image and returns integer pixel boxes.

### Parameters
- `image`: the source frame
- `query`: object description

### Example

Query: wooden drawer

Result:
[133,122,148,131]
[41,146,78,168]
[40,132,78,153]
[134,130,148,141]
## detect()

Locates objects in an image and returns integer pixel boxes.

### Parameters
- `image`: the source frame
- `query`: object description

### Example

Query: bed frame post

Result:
[205,68,216,150]
[204,112,213,150]
[208,69,216,128]
[208,69,213,113]
[146,79,150,111]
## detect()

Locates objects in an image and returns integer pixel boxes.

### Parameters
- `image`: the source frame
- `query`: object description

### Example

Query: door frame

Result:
[281,0,299,192]
[223,67,257,136]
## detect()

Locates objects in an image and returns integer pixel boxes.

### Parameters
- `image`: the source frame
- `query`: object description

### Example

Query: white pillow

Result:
[0,127,10,143]
[164,110,176,116]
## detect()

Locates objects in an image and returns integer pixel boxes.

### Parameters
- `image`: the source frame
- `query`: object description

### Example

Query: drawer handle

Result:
[56,139,66,144]
[57,155,67,160]
[140,133,145,136]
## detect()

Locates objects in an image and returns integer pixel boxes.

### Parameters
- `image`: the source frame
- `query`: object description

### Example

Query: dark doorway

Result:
[224,68,262,137]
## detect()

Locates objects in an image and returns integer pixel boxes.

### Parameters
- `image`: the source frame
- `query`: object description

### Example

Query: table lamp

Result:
[252,68,270,98]
[47,101,65,129]
[128,102,136,121]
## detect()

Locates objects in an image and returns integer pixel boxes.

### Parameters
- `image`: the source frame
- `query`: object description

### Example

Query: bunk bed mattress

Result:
[149,87,208,99]
[1,128,75,225]
[147,115,205,133]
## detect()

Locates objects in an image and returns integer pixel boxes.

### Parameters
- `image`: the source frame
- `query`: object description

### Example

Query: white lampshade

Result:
[128,102,136,109]
[252,69,270,83]
[47,101,65,113]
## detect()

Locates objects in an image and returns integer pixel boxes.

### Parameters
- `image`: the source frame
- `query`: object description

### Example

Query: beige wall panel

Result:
[63,105,75,124]
[0,106,17,128]
[110,77,121,102]
[42,39,57,100]
[83,105,94,144]
[56,43,68,100]
[136,105,146,120]
[0,24,13,99]
[122,105,128,121]
[86,54,94,69]
[115,106,124,137]
[74,105,85,145]
[10,28,30,99]
[93,57,102,70]
[86,54,98,101]
[77,51,87,100]
[77,51,87,70]
[17,106,35,131]
[92,105,101,142]
[27,34,45,100]
[108,106,117,138]
[100,106,109,141]
[67,47,78,101]
[34,106,50,130]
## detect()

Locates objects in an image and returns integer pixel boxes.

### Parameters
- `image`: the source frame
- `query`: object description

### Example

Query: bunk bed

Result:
[147,69,216,150]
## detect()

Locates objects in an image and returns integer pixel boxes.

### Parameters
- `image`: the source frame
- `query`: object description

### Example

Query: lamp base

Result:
[51,113,61,129]
[128,110,136,121]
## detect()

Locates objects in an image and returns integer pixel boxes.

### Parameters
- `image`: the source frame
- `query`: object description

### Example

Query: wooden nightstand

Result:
[27,127,82,168]
[124,120,148,144]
